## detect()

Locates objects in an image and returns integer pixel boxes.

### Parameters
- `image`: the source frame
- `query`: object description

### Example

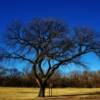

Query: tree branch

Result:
[38,58,45,77]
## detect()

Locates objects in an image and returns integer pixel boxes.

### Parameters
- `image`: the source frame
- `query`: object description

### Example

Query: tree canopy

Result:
[0,18,100,97]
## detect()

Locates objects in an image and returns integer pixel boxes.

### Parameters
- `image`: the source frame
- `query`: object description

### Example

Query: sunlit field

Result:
[0,87,100,100]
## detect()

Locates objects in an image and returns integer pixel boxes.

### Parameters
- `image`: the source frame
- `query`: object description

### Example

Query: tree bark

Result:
[38,83,46,97]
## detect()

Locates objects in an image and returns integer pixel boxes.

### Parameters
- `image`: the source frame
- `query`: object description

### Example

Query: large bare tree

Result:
[0,18,100,97]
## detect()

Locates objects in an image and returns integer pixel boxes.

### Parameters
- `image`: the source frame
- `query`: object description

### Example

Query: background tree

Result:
[0,18,100,97]
[0,65,6,77]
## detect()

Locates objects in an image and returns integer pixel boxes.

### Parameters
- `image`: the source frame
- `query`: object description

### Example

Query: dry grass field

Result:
[0,87,100,100]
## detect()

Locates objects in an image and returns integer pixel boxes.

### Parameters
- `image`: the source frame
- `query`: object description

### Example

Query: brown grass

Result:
[0,87,100,100]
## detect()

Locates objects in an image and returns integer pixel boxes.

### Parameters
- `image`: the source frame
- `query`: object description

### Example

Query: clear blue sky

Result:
[0,0,100,72]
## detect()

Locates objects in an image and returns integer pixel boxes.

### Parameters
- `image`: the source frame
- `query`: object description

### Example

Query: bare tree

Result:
[0,65,7,77]
[0,18,100,97]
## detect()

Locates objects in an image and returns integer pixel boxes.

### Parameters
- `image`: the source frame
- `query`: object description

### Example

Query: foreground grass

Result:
[0,87,100,100]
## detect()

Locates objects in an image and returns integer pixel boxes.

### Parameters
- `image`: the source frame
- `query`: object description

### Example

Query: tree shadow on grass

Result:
[36,92,100,100]
[59,91,100,97]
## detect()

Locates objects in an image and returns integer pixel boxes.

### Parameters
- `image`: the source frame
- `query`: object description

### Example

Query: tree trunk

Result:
[38,84,46,97]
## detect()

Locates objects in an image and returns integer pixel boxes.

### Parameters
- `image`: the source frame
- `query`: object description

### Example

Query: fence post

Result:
[49,83,53,96]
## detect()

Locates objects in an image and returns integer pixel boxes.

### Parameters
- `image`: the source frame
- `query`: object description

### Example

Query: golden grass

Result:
[0,87,100,100]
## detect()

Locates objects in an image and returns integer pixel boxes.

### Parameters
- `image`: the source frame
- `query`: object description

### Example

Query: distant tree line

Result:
[49,70,100,88]
[0,66,37,87]
[0,65,100,88]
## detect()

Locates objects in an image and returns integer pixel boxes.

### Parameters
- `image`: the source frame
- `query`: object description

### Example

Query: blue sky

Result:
[0,0,100,32]
[0,0,100,72]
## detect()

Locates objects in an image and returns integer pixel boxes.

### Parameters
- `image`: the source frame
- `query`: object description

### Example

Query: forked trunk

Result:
[38,84,46,97]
